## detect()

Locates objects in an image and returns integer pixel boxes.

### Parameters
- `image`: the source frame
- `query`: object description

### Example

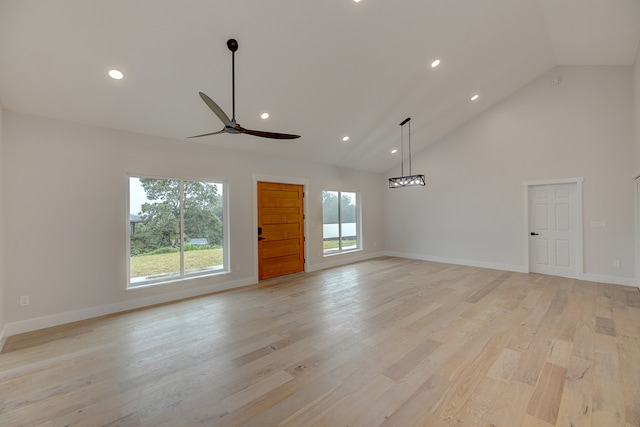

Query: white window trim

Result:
[126,174,230,289]
[322,189,362,257]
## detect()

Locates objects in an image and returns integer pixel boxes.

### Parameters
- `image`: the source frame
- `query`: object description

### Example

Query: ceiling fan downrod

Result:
[227,39,238,122]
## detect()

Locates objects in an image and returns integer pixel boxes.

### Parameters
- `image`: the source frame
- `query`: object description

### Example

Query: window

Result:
[128,176,227,288]
[322,190,360,255]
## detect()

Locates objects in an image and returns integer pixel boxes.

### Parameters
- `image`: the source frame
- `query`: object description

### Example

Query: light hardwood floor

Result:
[1,257,639,426]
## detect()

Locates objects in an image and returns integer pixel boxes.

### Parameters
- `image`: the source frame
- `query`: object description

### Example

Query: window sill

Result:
[127,268,230,291]
[323,248,362,258]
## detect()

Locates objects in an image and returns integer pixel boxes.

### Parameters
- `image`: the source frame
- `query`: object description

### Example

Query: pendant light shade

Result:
[389,174,426,188]
[388,117,426,188]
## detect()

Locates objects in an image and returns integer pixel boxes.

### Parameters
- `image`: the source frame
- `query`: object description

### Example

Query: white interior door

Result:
[528,183,577,278]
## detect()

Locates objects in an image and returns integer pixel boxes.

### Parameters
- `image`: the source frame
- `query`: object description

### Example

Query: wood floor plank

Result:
[487,347,522,382]
[572,296,597,360]
[617,335,640,425]
[624,288,640,308]
[565,355,594,395]
[556,386,592,427]
[596,316,616,336]
[1,257,639,426]
[379,373,450,427]
[525,362,567,425]
[222,370,294,412]
[546,339,573,368]
[306,374,395,427]
[485,378,534,426]
[454,375,502,425]
[351,357,442,427]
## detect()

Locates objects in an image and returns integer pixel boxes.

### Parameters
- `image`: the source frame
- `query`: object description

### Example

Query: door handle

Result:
[530,232,539,236]
[258,237,266,241]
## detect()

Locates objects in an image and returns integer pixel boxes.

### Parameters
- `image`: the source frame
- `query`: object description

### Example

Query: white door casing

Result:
[524,178,583,279]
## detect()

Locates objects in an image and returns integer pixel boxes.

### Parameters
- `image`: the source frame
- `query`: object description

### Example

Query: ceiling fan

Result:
[189,39,301,140]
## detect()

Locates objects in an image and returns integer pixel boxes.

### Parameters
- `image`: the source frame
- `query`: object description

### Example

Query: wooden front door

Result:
[258,182,305,280]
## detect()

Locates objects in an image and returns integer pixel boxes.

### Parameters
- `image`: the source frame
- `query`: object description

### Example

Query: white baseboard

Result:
[4,252,382,341]
[385,251,528,273]
[307,251,386,273]
[386,251,638,288]
[2,277,256,339]
[0,324,7,350]
[579,273,637,288]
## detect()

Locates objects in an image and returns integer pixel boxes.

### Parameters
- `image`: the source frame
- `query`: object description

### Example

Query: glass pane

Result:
[129,177,181,284]
[340,192,358,250]
[183,181,224,274]
[322,191,340,254]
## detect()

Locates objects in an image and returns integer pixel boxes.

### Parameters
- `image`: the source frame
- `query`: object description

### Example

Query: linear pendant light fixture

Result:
[388,117,426,188]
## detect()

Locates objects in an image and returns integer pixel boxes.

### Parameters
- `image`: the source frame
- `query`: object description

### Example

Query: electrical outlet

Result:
[235,263,241,271]
[19,295,30,306]
[613,260,621,268]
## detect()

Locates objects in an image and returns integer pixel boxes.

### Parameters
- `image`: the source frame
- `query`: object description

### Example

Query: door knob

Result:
[258,236,266,241]
[530,232,539,236]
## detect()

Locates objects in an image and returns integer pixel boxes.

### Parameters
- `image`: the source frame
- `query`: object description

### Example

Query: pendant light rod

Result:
[400,121,404,177]
[400,117,411,176]
[407,119,412,176]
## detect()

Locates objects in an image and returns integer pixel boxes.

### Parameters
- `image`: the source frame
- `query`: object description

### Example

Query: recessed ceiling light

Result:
[342,136,350,142]
[354,0,362,2]
[260,112,270,119]
[391,149,398,154]
[430,59,441,68]
[108,69,124,80]
[470,94,479,102]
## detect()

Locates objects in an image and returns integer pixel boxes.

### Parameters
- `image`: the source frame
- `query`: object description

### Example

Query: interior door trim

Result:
[523,177,584,278]
[252,174,309,282]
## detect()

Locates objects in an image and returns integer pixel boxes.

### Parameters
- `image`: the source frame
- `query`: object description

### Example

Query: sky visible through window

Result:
[129,177,147,215]
[129,177,223,215]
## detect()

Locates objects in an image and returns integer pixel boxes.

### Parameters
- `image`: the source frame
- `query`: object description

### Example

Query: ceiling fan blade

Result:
[198,92,233,127]
[187,128,226,138]
[238,126,301,140]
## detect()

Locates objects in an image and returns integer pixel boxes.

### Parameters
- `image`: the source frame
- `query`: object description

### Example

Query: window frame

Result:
[126,174,229,289]
[322,189,362,256]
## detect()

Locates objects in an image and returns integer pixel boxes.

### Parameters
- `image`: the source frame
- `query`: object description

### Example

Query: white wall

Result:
[385,65,635,285]
[2,113,385,336]
[635,42,640,174]
[0,106,5,344]
[634,44,640,287]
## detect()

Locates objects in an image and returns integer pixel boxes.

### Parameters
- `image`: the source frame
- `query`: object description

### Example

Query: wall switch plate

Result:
[613,260,621,268]
[19,295,30,306]
[591,221,607,228]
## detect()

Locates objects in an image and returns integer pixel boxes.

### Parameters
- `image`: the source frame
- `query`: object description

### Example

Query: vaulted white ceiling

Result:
[0,0,638,173]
